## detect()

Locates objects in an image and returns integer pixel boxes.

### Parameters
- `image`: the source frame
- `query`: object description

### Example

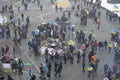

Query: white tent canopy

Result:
[55,0,71,9]
[93,0,120,17]
[0,14,7,24]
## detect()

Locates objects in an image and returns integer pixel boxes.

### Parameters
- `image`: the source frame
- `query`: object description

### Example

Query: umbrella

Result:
[103,77,109,80]
[34,29,39,35]
[67,40,75,46]
[25,63,32,67]
[54,22,58,26]
[49,22,58,27]
[49,21,54,25]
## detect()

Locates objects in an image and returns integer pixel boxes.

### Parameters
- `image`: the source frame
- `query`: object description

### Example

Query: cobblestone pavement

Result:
[0,0,120,80]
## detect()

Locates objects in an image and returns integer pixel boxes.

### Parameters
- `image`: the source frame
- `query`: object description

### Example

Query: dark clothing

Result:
[30,74,36,80]
[82,62,85,72]
[21,13,24,21]
[7,76,14,80]
[76,51,81,63]
[54,63,63,77]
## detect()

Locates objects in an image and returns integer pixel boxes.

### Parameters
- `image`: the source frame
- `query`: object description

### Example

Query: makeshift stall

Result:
[40,47,56,56]
[2,63,12,73]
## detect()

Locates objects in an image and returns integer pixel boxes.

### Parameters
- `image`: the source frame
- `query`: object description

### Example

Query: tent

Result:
[112,5,120,12]
[0,15,7,25]
[56,0,71,9]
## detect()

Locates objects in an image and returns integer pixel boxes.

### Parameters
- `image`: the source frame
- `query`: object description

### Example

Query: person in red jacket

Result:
[93,40,98,51]
[1,46,4,56]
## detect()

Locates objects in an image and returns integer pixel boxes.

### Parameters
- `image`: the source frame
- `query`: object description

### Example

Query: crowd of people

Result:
[0,0,120,80]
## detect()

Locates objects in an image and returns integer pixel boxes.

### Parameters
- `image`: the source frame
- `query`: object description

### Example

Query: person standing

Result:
[40,5,43,12]
[26,16,30,25]
[108,42,112,53]
[2,5,5,13]
[55,5,58,12]
[54,62,63,77]
[5,45,9,54]
[70,54,74,64]
[58,63,63,77]
[63,52,67,64]
[29,68,33,77]
[30,74,36,80]
[82,50,86,63]
[82,62,85,72]
[18,6,20,13]
[47,71,51,80]
[1,46,5,56]
[68,11,71,19]
[39,64,45,79]
[104,40,108,51]
[21,13,24,21]
[97,19,101,29]
[5,4,8,12]
[18,18,21,26]
[18,59,23,76]
[97,11,101,19]
[76,51,81,63]
[13,46,16,58]
[7,75,14,80]
[93,40,98,51]
[75,0,77,5]
[118,16,120,24]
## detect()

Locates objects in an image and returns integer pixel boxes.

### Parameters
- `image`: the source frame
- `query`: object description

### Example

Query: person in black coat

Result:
[30,74,36,80]
[7,75,14,80]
